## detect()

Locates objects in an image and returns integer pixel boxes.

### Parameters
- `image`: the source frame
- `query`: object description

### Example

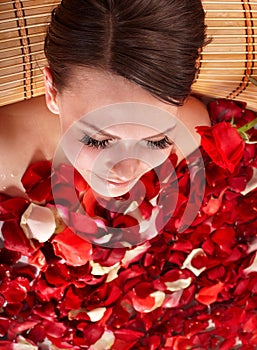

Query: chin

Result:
[81,174,132,198]
[106,182,133,197]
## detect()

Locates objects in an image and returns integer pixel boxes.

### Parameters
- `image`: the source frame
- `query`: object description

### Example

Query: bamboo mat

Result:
[0,0,256,110]
[0,0,59,106]
[192,0,257,111]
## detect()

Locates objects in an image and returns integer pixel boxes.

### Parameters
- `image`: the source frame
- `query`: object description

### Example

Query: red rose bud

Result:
[208,99,245,123]
[197,122,245,173]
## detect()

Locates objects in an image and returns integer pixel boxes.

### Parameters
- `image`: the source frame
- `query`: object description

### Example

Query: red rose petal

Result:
[27,324,46,343]
[21,161,52,189]
[244,314,257,333]
[28,249,47,269]
[47,336,73,349]
[1,278,28,302]
[208,99,245,123]
[43,320,67,338]
[70,211,98,235]
[0,341,13,350]
[59,285,82,311]
[197,122,245,173]
[131,293,155,312]
[33,303,56,321]
[112,329,145,350]
[0,197,29,221]
[52,228,92,266]
[7,320,40,339]
[196,282,224,305]
[140,170,160,200]
[0,248,21,265]
[202,189,227,216]
[212,227,236,253]
[90,284,122,308]
[113,214,138,228]
[45,262,71,287]
[0,317,10,337]
[92,246,126,267]
[139,200,154,220]
[74,169,89,192]
[12,263,38,281]
[34,278,66,302]
[82,188,98,217]
[82,324,105,346]
[134,282,155,298]
[21,161,52,202]
[0,294,5,308]
[5,302,23,316]
[25,177,52,203]
[2,221,38,256]
[52,183,79,207]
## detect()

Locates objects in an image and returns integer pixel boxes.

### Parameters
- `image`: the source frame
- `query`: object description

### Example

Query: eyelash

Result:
[80,135,173,150]
[147,136,173,149]
[80,135,111,149]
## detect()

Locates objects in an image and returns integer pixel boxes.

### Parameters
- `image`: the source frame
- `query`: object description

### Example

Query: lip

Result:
[91,173,139,188]
[95,174,138,187]
[106,178,137,187]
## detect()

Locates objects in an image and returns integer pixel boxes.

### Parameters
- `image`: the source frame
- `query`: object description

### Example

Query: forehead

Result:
[76,102,178,137]
[57,67,179,132]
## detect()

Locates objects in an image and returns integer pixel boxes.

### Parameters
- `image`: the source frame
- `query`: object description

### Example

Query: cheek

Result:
[161,147,173,158]
[74,148,99,175]
[150,147,174,166]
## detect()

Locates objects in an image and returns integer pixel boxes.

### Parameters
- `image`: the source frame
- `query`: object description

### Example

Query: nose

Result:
[109,158,150,182]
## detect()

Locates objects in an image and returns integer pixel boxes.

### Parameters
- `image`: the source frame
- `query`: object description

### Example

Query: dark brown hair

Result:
[44,0,208,105]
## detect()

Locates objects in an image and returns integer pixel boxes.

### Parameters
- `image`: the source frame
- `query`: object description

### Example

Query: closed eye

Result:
[80,135,112,149]
[147,136,173,149]
[80,134,173,150]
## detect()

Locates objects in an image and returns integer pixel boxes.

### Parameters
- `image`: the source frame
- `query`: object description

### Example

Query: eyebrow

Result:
[77,120,176,139]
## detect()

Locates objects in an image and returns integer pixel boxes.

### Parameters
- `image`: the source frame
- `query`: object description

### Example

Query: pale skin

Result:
[0,66,210,196]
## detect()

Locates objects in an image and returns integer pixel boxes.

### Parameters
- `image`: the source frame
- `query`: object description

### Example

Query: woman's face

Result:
[44,67,207,197]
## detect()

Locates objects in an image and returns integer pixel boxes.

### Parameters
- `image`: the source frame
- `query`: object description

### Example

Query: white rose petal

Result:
[182,248,206,276]
[124,200,139,215]
[13,344,37,350]
[89,330,115,350]
[122,242,150,267]
[163,290,183,308]
[247,237,257,254]
[133,290,166,313]
[241,168,257,195]
[20,203,56,242]
[69,307,106,322]
[244,252,257,274]
[206,319,216,331]
[165,277,192,292]
[87,307,106,322]
[139,207,159,240]
[106,263,121,283]
[13,336,38,350]
[90,261,120,276]
[92,233,112,245]
[146,291,166,313]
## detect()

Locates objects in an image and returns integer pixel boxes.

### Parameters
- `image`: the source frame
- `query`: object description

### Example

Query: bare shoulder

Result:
[173,95,211,157]
[0,96,60,195]
[179,95,211,127]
